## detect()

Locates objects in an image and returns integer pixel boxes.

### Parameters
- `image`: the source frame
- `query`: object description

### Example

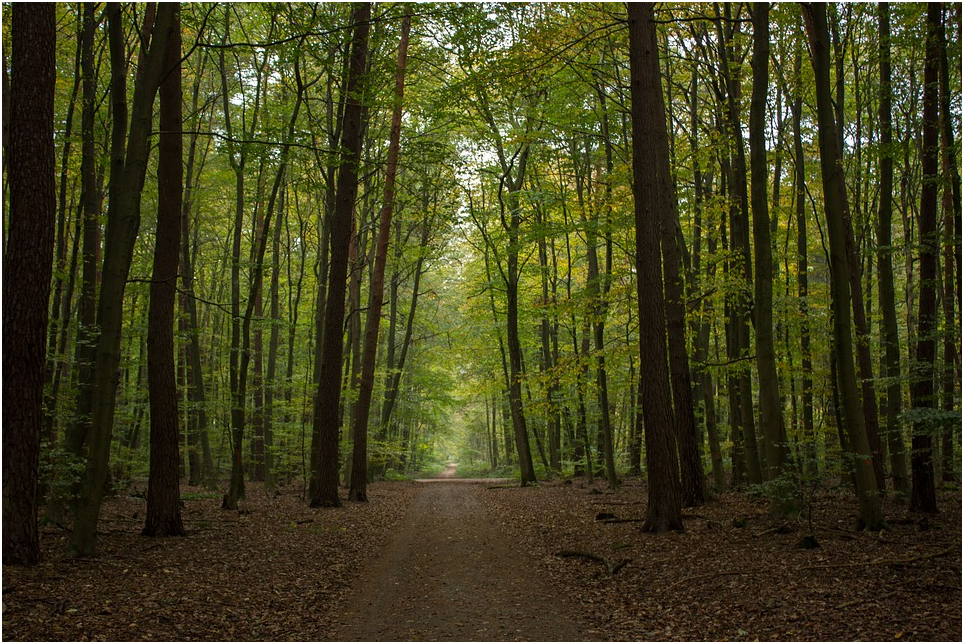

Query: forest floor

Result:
[2,473,960,642]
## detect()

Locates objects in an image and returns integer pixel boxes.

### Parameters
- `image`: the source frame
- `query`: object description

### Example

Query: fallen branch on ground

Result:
[802,543,959,571]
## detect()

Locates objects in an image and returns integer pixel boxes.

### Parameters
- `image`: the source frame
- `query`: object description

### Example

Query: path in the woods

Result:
[331,475,589,641]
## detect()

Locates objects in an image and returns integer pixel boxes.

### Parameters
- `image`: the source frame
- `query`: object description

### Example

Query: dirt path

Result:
[331,481,590,642]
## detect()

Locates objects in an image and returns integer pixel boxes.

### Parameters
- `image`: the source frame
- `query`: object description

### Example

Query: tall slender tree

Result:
[801,2,884,530]
[349,11,412,502]
[908,4,942,515]
[143,4,185,538]
[309,2,371,508]
[70,4,175,557]
[627,2,683,533]
[876,2,909,496]
[749,3,790,506]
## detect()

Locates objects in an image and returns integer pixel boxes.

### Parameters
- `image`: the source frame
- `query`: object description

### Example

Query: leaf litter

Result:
[2,478,960,641]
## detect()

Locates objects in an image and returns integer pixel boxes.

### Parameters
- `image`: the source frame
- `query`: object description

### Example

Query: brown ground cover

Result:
[2,477,960,641]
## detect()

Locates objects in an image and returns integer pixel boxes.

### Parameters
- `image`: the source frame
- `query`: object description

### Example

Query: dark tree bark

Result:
[791,32,818,480]
[144,5,186,538]
[937,5,961,483]
[802,2,884,530]
[686,46,725,489]
[714,4,762,486]
[876,3,909,497]
[750,3,790,506]
[627,2,683,533]
[2,3,56,566]
[180,62,217,490]
[908,4,942,515]
[45,3,102,526]
[659,138,704,507]
[349,13,411,502]
[70,4,174,557]
[309,3,371,508]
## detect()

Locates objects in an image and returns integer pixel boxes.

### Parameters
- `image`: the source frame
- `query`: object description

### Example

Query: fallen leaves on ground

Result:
[2,483,418,641]
[2,478,960,642]
[479,478,961,642]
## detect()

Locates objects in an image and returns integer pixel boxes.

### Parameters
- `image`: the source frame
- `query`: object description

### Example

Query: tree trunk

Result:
[2,2,55,565]
[349,13,411,502]
[876,3,909,497]
[144,6,185,538]
[627,2,683,533]
[309,3,371,508]
[938,5,961,483]
[750,3,790,509]
[659,145,704,507]
[70,5,174,557]
[714,4,762,486]
[801,3,884,530]
[908,5,941,515]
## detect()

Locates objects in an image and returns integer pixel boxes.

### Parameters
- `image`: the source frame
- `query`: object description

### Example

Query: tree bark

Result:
[309,3,371,508]
[627,2,683,533]
[2,2,55,565]
[349,12,411,502]
[908,4,941,515]
[144,5,185,538]
[70,4,174,557]
[750,3,790,507]
[714,4,762,486]
[876,3,909,497]
[788,36,818,482]
[801,2,884,530]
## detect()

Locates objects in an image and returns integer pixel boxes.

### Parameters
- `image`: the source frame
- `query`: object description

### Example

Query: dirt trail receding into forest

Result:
[331,481,590,642]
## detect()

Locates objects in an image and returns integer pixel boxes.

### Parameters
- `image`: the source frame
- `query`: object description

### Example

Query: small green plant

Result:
[39,444,86,504]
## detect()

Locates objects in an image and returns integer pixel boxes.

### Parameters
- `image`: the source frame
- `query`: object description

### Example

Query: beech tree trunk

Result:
[908,4,941,515]
[750,3,790,507]
[2,3,56,565]
[802,2,884,530]
[349,13,411,502]
[876,3,909,496]
[714,5,762,486]
[309,3,371,508]
[792,35,817,480]
[144,5,185,538]
[627,2,683,533]
[70,5,174,557]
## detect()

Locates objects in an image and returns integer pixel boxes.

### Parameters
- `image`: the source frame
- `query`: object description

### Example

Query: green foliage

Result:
[39,444,86,505]
[20,2,960,502]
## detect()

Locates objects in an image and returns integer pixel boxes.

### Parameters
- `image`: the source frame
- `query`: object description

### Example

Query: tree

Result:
[309,2,371,508]
[627,2,683,533]
[70,4,175,557]
[908,4,942,515]
[876,2,909,497]
[801,2,884,530]
[349,11,412,502]
[749,3,790,509]
[2,2,56,565]
[143,4,186,538]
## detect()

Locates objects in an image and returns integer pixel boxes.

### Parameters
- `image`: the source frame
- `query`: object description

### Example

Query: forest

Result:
[2,2,961,641]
